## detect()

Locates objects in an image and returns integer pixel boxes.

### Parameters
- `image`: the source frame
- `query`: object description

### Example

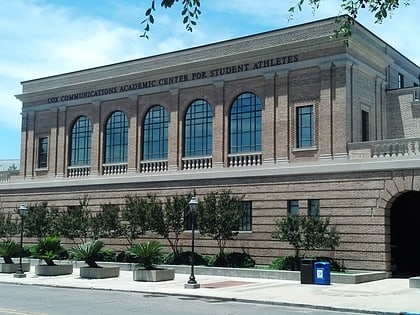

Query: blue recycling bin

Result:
[314,261,331,285]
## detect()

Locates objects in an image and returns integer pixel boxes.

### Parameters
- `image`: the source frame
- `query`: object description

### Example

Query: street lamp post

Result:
[14,204,27,278]
[185,196,200,289]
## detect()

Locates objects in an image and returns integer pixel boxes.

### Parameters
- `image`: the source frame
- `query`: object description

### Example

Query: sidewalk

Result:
[0,268,419,314]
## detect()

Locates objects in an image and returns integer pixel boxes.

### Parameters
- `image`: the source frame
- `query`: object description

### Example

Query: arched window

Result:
[143,105,169,160]
[184,99,213,157]
[104,111,128,163]
[70,116,92,166]
[229,92,262,154]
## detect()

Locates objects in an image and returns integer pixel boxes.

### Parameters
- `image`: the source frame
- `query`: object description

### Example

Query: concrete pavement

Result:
[0,267,419,314]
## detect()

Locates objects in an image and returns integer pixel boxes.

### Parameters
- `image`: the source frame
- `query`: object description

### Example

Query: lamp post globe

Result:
[14,204,27,278]
[185,196,200,289]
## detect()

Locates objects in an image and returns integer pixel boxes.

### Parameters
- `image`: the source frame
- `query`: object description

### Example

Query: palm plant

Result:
[128,241,164,270]
[30,236,67,266]
[69,240,104,268]
[0,240,20,264]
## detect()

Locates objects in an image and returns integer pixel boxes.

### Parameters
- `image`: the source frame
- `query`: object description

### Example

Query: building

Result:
[0,160,20,171]
[1,17,420,275]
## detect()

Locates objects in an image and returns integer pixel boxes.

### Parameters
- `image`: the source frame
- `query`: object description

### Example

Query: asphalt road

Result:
[0,283,365,315]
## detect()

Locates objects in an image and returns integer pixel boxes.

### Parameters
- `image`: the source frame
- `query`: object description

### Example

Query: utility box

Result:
[300,258,316,284]
[314,261,331,285]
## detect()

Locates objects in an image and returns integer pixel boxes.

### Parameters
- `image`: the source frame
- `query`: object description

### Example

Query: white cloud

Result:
[0,1,143,131]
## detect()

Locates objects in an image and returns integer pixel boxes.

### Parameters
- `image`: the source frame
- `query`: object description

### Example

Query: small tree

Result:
[57,195,92,244]
[0,212,18,241]
[272,215,340,270]
[121,194,154,246]
[91,203,124,239]
[24,202,60,241]
[149,194,192,260]
[197,190,244,259]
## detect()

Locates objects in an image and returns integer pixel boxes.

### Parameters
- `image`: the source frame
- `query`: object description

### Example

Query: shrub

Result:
[0,240,20,264]
[269,256,346,272]
[69,239,104,268]
[316,256,346,272]
[128,241,164,270]
[269,256,299,271]
[30,236,67,266]
[116,250,139,263]
[163,251,209,266]
[208,252,255,268]
[96,248,117,262]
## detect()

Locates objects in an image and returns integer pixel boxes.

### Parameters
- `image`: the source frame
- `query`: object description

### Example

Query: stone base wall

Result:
[1,168,419,272]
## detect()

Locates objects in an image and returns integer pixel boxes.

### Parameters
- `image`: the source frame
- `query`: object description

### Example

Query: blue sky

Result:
[0,0,419,159]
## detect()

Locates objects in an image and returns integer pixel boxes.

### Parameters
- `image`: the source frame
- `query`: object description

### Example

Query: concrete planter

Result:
[409,276,420,288]
[35,264,73,276]
[79,266,120,279]
[0,263,30,273]
[133,268,175,282]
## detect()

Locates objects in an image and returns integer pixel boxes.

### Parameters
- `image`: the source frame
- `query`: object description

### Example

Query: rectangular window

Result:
[361,110,369,142]
[238,201,252,231]
[398,73,404,88]
[287,200,299,216]
[296,105,314,148]
[38,137,48,169]
[308,199,320,217]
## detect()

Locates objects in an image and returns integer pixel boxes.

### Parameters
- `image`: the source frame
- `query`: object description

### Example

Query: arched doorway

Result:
[390,191,420,277]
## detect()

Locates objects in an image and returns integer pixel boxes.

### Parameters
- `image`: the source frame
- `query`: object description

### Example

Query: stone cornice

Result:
[2,156,419,191]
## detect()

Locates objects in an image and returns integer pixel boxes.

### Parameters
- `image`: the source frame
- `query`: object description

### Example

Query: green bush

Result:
[269,256,299,270]
[96,248,117,262]
[270,256,346,272]
[69,239,104,268]
[116,250,140,263]
[208,252,255,268]
[0,240,20,264]
[163,251,209,266]
[316,256,346,272]
[128,241,164,270]
[30,236,67,266]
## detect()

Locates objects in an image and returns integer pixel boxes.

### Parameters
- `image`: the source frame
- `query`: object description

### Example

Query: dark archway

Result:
[390,191,420,277]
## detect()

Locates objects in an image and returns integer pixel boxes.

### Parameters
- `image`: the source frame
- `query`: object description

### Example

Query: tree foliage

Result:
[0,212,18,241]
[141,0,409,38]
[57,195,92,244]
[141,0,201,38]
[149,194,192,258]
[121,194,156,246]
[272,215,340,267]
[24,202,61,241]
[91,203,125,239]
[196,190,244,258]
[290,0,410,38]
